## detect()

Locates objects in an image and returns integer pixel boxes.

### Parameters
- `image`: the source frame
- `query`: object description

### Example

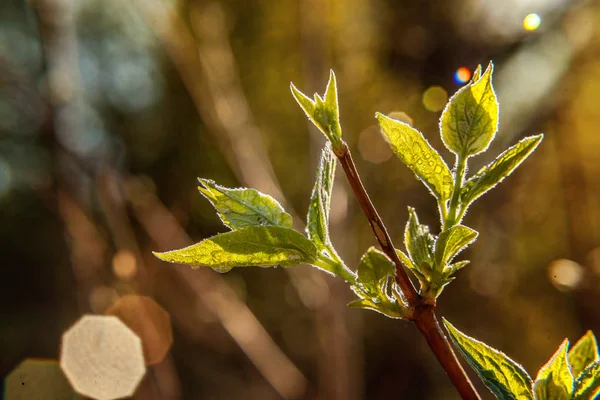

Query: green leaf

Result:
[290,70,342,146]
[461,135,543,207]
[153,226,317,273]
[198,179,293,230]
[307,143,336,250]
[533,340,574,400]
[443,260,470,278]
[440,62,499,157]
[434,225,478,268]
[357,247,395,286]
[376,112,453,200]
[347,298,409,319]
[404,207,435,271]
[569,331,599,379]
[443,319,533,400]
[574,361,600,399]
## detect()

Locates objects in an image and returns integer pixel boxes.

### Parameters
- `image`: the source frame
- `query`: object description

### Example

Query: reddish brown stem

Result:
[415,306,481,400]
[335,143,420,306]
[334,142,481,400]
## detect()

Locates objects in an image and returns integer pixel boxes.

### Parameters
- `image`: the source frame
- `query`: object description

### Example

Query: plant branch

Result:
[333,142,420,306]
[415,306,481,400]
[334,141,481,399]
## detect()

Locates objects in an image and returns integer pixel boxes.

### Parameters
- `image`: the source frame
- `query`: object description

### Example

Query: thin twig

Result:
[333,142,420,306]
[414,306,480,400]
[334,141,481,400]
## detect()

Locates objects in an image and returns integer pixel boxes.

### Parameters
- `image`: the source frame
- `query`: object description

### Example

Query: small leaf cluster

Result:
[444,320,600,399]
[377,62,543,300]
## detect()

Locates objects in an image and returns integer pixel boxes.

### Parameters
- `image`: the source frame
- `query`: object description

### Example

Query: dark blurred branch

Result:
[33,0,182,397]
[125,176,308,399]
[335,143,420,306]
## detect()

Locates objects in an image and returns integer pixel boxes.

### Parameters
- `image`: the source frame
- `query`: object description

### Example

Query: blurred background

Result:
[1,0,599,398]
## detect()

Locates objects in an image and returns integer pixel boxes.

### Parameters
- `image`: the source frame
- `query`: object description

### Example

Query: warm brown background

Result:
[1,0,599,399]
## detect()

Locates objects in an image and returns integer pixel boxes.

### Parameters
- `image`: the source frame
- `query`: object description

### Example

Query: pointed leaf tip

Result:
[197,179,293,230]
[534,339,574,400]
[151,226,318,272]
[460,134,543,207]
[290,73,342,146]
[377,112,453,200]
[443,318,534,400]
[569,330,599,379]
[441,60,499,157]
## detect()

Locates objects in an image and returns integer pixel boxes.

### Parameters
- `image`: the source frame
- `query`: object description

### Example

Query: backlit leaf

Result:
[443,260,470,278]
[376,112,453,200]
[444,319,533,400]
[153,226,317,273]
[358,247,395,287]
[347,298,409,319]
[434,225,478,268]
[441,62,499,157]
[533,340,574,400]
[404,207,435,271]
[461,135,543,207]
[290,70,342,145]
[307,143,336,250]
[569,331,599,379]
[573,361,600,399]
[198,179,292,230]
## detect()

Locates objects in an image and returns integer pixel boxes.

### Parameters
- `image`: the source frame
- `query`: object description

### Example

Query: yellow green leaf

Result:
[290,70,342,146]
[533,340,574,400]
[461,135,543,207]
[434,225,478,268]
[573,361,600,399]
[198,179,292,230]
[357,247,395,287]
[441,62,499,157]
[443,318,533,400]
[153,226,317,273]
[307,143,337,250]
[404,207,435,271]
[376,112,453,200]
[569,331,599,379]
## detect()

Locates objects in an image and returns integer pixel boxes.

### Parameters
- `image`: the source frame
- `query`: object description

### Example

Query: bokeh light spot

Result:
[106,295,173,366]
[89,286,118,314]
[548,259,584,292]
[112,249,137,281]
[422,86,448,112]
[454,67,471,84]
[60,315,146,400]
[358,125,393,164]
[523,13,541,31]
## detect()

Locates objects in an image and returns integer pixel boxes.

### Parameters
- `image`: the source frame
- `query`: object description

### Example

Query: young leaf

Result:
[443,319,533,400]
[153,226,317,273]
[569,331,599,379]
[307,143,336,250]
[357,247,395,287]
[434,225,478,269]
[198,179,293,230]
[573,361,600,399]
[533,340,574,400]
[461,135,543,207]
[440,62,499,157]
[376,112,453,200]
[443,260,470,278]
[404,207,435,271]
[347,298,409,319]
[290,70,342,146]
